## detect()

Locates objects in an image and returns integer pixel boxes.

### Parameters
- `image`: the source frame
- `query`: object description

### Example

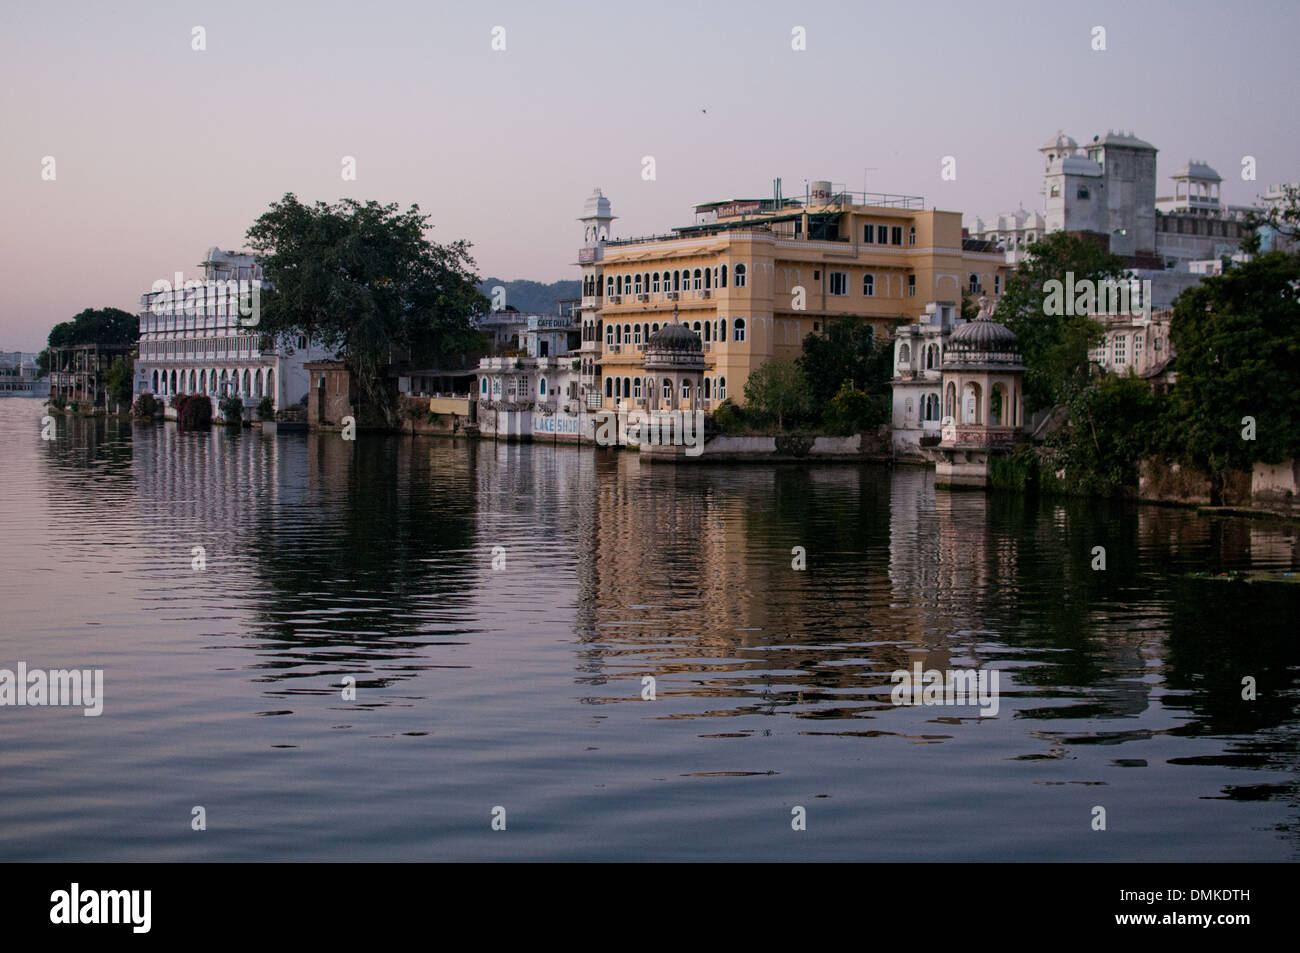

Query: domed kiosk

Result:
[934,296,1026,487]
[634,313,707,460]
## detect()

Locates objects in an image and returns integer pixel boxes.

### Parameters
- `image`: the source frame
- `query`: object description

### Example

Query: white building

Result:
[0,351,46,396]
[476,311,584,442]
[970,207,1046,265]
[890,300,960,455]
[134,247,329,415]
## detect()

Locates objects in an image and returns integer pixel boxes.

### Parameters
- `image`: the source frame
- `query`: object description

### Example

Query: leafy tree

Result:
[823,380,886,435]
[45,307,137,351]
[1241,184,1299,254]
[246,194,488,428]
[1162,250,1300,497]
[1049,373,1163,496]
[104,357,134,410]
[997,232,1126,411]
[743,359,813,431]
[798,315,891,409]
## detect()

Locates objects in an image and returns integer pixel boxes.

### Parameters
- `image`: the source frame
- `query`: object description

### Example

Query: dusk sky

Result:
[2,0,1296,349]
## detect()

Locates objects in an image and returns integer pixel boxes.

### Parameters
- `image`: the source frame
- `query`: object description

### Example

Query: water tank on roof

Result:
[810,180,833,204]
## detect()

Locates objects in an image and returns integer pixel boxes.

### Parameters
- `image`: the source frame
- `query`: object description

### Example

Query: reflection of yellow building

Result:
[585,185,1007,411]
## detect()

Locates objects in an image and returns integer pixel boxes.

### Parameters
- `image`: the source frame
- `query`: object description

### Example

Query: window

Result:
[734,264,747,287]
[605,378,612,398]
[662,379,671,400]
[634,325,642,345]
[898,343,911,364]
[1077,186,1090,200]
[681,381,690,401]
[297,336,307,349]
[634,274,642,294]
[720,264,727,288]
[606,277,614,296]
[719,319,726,340]
[829,272,848,295]
[693,268,702,291]
[651,273,659,293]
[733,318,746,342]
[1114,336,1127,365]
[892,226,903,245]
[863,274,875,297]
[994,275,1001,295]
[717,376,726,400]
[878,227,889,245]
[1134,334,1143,358]
[539,377,547,396]
[606,325,613,347]
[969,274,981,293]
[633,378,642,399]
[908,226,916,245]
[863,224,875,243]
[908,274,916,297]
[480,378,487,395]
[1049,185,1060,197]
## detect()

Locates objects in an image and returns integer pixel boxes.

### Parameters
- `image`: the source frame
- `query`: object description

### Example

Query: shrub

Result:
[132,393,159,418]
[49,394,67,411]
[219,396,244,427]
[823,380,884,436]
[257,396,274,420]
[174,394,212,430]
[712,398,745,434]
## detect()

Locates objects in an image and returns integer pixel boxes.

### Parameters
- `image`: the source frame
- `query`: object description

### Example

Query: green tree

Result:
[45,307,137,350]
[1241,184,1299,254]
[246,194,488,428]
[997,232,1126,411]
[1049,373,1163,496]
[104,357,134,410]
[823,380,886,435]
[1162,250,1300,498]
[798,315,891,409]
[743,359,813,431]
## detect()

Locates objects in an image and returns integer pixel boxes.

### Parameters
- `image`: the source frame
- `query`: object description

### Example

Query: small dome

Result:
[1040,130,1078,153]
[647,321,702,353]
[948,305,1019,353]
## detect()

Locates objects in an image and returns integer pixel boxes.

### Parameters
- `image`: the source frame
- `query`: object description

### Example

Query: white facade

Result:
[134,247,329,415]
[970,208,1046,265]
[0,351,46,395]
[476,312,584,441]
[891,301,959,454]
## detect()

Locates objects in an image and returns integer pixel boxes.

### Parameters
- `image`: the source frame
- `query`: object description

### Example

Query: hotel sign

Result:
[714,200,761,218]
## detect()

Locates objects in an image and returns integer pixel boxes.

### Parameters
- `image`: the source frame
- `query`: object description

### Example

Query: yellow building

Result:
[580,183,1008,411]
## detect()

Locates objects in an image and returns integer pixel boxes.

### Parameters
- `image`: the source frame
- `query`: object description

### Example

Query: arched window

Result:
[703,322,711,342]
[623,377,631,398]
[152,370,159,393]
[623,324,631,343]
[170,370,178,393]
[703,377,711,399]
[265,369,274,400]
[480,378,488,395]
[634,274,642,294]
[962,382,982,424]
[898,343,911,364]
[945,382,955,419]
[719,319,727,341]
[198,370,206,393]
[924,393,940,421]
[969,274,980,293]
[652,323,660,334]
[717,376,726,400]
[734,264,747,287]
[242,369,251,394]
[692,321,701,333]
[693,268,702,290]
[652,272,660,293]
[606,277,614,297]
[681,380,691,401]
[605,378,613,398]
[704,267,711,289]
[539,377,547,396]
[634,325,642,345]
[733,318,746,342]
[990,384,1004,426]
[662,379,672,401]
[673,270,680,292]
[720,264,727,287]
[926,344,938,369]
[908,226,916,245]
[633,378,642,398]
[863,273,875,296]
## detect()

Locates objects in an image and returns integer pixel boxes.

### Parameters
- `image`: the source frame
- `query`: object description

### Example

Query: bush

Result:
[823,380,885,436]
[132,393,159,418]
[49,394,67,411]
[257,396,274,420]
[712,398,745,434]
[219,396,244,427]
[174,394,212,430]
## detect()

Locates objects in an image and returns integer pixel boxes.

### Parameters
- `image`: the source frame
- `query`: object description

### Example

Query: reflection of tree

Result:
[243,434,480,687]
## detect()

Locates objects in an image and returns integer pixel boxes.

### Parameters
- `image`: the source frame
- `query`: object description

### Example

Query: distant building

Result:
[134,247,329,414]
[969,207,1046,265]
[476,310,584,442]
[49,343,133,408]
[0,351,46,396]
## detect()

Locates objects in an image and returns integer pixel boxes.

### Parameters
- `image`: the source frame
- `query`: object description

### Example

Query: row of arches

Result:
[944,380,1019,427]
[605,375,727,402]
[603,318,745,347]
[606,264,746,298]
[151,366,274,400]
[898,342,942,369]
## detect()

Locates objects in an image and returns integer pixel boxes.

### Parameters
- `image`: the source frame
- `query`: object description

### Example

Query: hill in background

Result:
[477,278,581,316]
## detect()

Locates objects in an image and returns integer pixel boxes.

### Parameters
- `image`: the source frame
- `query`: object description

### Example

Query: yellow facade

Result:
[591,199,1007,410]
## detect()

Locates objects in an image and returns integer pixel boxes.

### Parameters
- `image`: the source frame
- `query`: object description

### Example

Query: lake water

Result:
[1,397,1297,861]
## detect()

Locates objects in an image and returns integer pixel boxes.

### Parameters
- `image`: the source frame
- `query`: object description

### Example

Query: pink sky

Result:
[2,0,1296,349]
